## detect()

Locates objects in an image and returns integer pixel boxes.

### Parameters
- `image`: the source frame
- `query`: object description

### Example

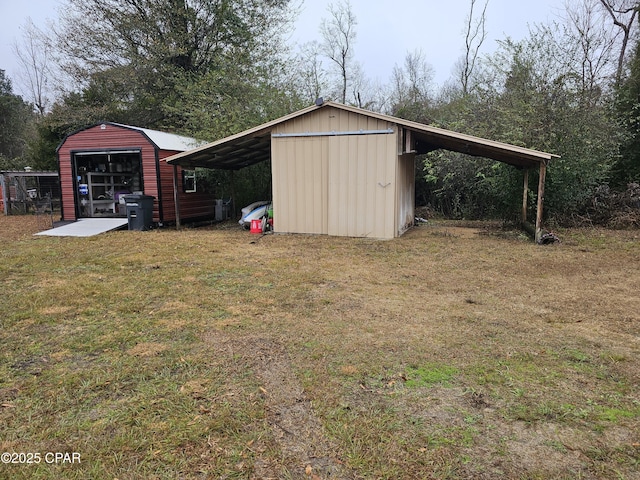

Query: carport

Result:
[166,101,559,241]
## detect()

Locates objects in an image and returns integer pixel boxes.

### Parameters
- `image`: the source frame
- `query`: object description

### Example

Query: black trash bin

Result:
[124,194,155,231]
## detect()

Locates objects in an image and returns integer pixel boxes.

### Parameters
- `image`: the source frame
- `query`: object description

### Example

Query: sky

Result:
[0,0,562,97]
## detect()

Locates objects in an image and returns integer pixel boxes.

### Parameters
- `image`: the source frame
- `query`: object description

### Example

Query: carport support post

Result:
[172,165,181,229]
[535,161,547,244]
[522,169,529,224]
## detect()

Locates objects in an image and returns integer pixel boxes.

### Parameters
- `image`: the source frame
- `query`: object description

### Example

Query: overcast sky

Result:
[0,0,562,97]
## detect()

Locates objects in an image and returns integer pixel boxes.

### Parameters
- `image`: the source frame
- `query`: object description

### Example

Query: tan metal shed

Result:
[166,101,558,240]
[270,107,410,238]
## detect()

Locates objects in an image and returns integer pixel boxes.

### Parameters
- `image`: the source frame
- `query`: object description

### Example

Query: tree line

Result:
[2,0,639,226]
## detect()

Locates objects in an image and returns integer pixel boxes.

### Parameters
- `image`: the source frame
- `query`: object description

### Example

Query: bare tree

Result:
[389,50,434,119]
[459,0,489,95]
[12,19,54,115]
[350,62,382,109]
[320,0,357,104]
[296,41,329,103]
[597,0,639,84]
[560,0,618,95]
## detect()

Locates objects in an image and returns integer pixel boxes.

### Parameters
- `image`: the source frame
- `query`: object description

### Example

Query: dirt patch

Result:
[426,225,484,239]
[126,342,168,357]
[206,332,351,479]
[38,305,74,316]
[0,214,52,240]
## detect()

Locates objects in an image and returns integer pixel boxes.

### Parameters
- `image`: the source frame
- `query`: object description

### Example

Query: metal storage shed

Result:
[57,122,217,225]
[166,101,558,240]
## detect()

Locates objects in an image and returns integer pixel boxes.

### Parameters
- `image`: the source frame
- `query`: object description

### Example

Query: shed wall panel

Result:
[273,106,392,136]
[156,152,216,222]
[396,153,416,236]
[328,134,397,238]
[271,106,399,239]
[59,153,75,220]
[272,137,328,234]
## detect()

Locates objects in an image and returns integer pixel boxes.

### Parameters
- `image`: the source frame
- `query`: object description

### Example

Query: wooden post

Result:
[172,165,181,229]
[522,169,529,225]
[535,161,547,244]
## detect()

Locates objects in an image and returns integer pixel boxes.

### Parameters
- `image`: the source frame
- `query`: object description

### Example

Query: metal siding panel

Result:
[272,137,328,235]
[275,108,397,238]
[156,152,216,222]
[327,137,344,236]
[353,134,365,236]
[172,195,216,219]
[271,138,287,232]
[277,107,392,137]
[396,153,416,236]
[328,134,396,238]
[59,152,76,220]
[377,134,397,239]
[305,137,328,234]
[271,140,285,231]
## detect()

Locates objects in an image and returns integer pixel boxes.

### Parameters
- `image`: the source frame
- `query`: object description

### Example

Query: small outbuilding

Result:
[1,169,60,215]
[166,101,558,240]
[57,122,216,225]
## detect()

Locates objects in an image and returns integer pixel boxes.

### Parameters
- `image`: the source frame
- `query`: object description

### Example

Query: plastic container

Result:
[124,194,155,231]
[250,218,263,234]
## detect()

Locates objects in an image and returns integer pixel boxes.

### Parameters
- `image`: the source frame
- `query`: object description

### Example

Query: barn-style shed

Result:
[57,122,216,225]
[166,101,558,240]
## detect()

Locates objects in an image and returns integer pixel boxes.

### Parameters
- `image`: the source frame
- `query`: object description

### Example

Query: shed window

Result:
[182,169,196,193]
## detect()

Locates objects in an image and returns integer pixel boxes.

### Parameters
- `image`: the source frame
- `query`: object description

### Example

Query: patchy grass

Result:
[404,363,458,388]
[0,216,639,479]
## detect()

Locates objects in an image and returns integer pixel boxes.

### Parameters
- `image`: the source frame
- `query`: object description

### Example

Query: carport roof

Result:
[165,101,559,170]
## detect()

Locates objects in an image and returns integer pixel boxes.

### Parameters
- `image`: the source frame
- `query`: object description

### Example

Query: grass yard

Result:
[0,215,638,479]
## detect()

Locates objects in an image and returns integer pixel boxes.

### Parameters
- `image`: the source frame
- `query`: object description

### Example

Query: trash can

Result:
[124,194,155,231]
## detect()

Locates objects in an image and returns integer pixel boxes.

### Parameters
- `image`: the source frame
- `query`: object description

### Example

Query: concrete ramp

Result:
[35,218,128,237]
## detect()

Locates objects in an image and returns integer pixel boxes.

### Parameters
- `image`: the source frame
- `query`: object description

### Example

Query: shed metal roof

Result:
[56,122,204,153]
[165,101,559,170]
[110,123,204,152]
